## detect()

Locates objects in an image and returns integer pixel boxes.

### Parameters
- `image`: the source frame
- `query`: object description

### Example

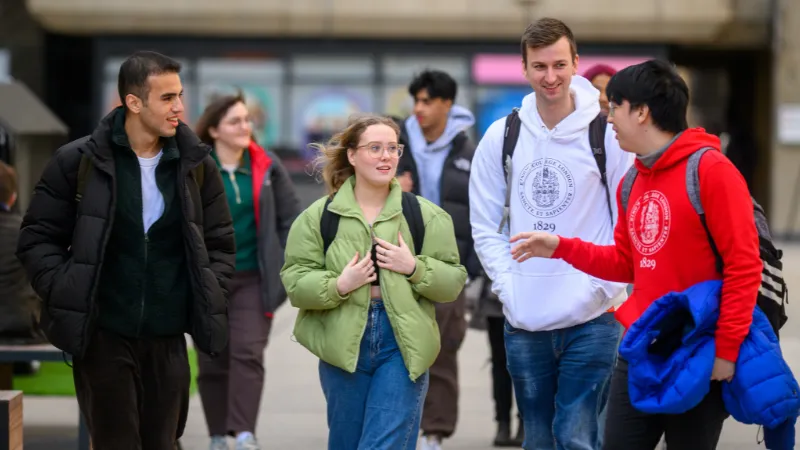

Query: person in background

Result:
[584,64,618,116]
[195,94,300,450]
[0,161,47,349]
[281,114,467,450]
[476,277,524,447]
[394,70,478,450]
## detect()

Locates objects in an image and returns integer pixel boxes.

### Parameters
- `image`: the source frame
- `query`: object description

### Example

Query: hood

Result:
[404,104,475,152]
[635,128,721,175]
[518,75,600,141]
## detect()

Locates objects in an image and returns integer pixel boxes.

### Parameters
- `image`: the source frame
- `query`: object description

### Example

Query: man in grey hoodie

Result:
[394,69,479,450]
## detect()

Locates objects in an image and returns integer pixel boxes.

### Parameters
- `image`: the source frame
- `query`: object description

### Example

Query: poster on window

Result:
[291,85,374,161]
[196,83,282,148]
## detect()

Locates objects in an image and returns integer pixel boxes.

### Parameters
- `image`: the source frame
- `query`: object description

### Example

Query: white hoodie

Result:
[469,75,634,332]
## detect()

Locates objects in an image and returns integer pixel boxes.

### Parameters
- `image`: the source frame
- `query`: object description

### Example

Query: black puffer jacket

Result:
[396,124,481,279]
[16,109,236,358]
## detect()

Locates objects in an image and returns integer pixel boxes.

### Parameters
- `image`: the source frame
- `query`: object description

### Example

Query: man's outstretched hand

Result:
[510,232,560,262]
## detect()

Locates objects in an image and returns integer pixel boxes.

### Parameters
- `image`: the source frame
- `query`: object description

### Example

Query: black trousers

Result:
[73,329,190,450]
[487,316,519,424]
[603,358,729,450]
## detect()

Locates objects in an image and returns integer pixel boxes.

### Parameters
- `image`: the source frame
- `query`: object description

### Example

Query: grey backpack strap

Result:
[620,166,639,214]
[686,147,723,273]
[686,147,714,215]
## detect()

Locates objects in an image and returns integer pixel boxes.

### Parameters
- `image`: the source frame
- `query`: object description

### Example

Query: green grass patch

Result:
[12,348,199,396]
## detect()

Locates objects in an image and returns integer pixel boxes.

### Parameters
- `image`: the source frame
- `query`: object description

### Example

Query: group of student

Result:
[11,13,800,450]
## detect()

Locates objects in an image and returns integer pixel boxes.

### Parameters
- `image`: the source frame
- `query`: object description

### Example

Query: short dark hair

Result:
[195,93,247,146]
[0,161,17,205]
[606,59,690,134]
[408,70,457,102]
[118,51,182,107]
[521,18,577,65]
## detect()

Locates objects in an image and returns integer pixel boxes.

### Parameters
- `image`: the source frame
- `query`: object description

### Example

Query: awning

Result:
[0,81,68,136]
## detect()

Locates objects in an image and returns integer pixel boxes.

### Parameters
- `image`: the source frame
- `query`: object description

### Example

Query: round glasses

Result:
[356,142,404,159]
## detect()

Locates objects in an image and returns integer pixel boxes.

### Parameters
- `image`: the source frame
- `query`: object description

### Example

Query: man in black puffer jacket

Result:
[394,70,479,449]
[16,51,235,449]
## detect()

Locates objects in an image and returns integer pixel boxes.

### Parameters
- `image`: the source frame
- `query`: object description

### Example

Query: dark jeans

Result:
[421,291,467,438]
[505,313,622,450]
[602,358,729,450]
[197,271,272,436]
[73,329,190,450]
[487,316,520,424]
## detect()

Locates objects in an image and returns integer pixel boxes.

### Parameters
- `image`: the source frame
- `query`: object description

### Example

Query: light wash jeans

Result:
[319,300,429,450]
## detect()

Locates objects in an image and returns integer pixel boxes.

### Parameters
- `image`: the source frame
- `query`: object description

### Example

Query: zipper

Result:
[228,171,242,204]
[137,233,148,337]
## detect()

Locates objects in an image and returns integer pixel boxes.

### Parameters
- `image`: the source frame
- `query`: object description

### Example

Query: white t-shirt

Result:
[138,151,165,233]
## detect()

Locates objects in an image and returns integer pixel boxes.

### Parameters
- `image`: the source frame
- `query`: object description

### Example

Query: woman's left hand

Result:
[375,233,417,276]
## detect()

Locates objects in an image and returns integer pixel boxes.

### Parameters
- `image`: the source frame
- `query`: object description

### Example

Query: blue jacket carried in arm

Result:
[619,280,800,449]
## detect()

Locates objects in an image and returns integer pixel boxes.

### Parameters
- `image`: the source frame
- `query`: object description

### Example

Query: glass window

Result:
[196,59,285,146]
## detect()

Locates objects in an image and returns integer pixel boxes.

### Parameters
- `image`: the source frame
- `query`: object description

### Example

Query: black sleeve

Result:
[269,154,301,248]
[199,155,236,295]
[15,148,79,303]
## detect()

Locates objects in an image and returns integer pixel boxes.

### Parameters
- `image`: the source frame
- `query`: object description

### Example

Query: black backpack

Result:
[320,191,426,256]
[498,109,612,232]
[620,147,789,337]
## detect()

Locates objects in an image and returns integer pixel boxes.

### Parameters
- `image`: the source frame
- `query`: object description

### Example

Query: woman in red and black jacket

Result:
[195,94,300,450]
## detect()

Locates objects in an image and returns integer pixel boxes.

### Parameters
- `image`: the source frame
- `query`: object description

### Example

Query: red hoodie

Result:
[552,128,762,362]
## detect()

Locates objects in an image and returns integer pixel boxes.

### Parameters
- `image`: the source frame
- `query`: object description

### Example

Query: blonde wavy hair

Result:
[310,114,401,195]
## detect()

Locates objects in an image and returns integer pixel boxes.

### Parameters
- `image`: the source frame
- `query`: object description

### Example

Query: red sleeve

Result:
[699,156,762,362]
[552,182,635,283]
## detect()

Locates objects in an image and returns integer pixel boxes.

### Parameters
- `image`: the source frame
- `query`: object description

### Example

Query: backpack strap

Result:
[75,155,93,203]
[320,195,339,256]
[620,166,639,214]
[497,108,521,233]
[319,192,426,258]
[589,114,613,224]
[686,147,723,274]
[401,191,425,255]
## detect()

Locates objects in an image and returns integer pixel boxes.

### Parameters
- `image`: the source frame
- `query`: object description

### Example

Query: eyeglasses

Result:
[356,142,404,159]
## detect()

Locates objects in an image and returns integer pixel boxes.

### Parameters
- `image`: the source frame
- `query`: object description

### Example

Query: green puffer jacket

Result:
[280,176,467,381]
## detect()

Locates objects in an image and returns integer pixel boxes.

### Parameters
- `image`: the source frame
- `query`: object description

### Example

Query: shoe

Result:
[419,434,443,450]
[512,423,524,447]
[493,421,514,447]
[235,433,261,450]
[209,436,228,450]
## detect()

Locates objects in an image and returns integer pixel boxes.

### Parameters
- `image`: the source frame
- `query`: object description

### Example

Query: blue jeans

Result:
[319,300,429,450]
[505,312,622,450]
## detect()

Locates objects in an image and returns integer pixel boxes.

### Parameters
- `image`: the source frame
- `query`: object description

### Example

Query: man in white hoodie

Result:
[394,70,479,450]
[469,18,634,450]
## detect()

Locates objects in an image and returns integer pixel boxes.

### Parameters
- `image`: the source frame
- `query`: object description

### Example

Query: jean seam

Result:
[401,373,426,450]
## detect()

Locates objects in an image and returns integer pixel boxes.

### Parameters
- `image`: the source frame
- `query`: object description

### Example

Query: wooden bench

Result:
[0,391,22,450]
[0,344,89,450]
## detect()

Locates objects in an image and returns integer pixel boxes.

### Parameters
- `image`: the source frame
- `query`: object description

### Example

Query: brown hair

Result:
[195,93,246,146]
[311,114,400,195]
[520,18,577,65]
[0,161,17,205]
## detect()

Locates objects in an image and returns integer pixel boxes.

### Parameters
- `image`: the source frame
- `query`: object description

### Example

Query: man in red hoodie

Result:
[507,59,763,449]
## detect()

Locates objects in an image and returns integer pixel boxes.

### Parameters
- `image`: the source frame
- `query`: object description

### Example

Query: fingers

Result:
[397,233,406,247]
[374,236,397,250]
[356,254,372,268]
[367,273,378,283]
[347,252,360,266]
[510,232,534,243]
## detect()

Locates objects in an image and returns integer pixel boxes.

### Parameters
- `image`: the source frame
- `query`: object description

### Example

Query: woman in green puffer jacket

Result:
[280,114,467,450]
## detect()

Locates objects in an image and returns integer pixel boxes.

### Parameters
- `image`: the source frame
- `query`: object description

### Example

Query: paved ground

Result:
[16,180,800,449]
